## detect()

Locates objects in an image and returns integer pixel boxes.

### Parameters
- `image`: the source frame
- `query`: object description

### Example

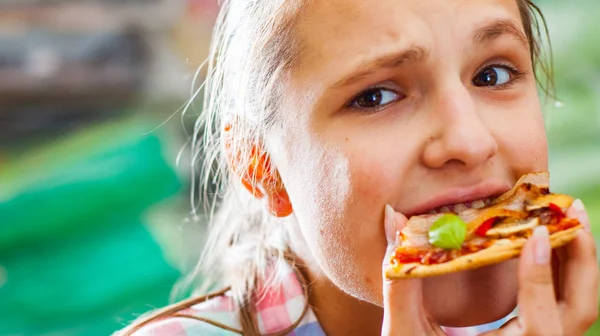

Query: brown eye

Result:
[351,88,401,109]
[473,66,511,87]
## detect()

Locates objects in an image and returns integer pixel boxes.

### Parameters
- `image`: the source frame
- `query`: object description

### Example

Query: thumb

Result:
[383,204,406,251]
[515,225,561,333]
[382,205,428,335]
[382,205,407,275]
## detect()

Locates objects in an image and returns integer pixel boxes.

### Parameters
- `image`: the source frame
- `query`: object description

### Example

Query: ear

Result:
[224,121,293,217]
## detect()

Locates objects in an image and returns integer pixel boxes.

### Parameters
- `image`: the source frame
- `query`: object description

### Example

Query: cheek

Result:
[274,129,354,255]
[282,141,364,287]
[486,90,549,172]
[347,151,389,209]
[305,150,389,300]
[276,128,413,301]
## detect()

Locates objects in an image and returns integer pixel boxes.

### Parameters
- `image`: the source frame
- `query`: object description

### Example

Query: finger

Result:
[559,200,599,335]
[567,199,591,233]
[383,276,428,335]
[549,199,588,304]
[560,232,599,335]
[517,225,562,334]
[382,205,435,335]
[382,204,407,271]
[383,204,418,314]
[383,204,407,249]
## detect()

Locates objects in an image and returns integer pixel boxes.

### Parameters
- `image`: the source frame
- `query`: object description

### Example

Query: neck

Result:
[303,264,384,336]
[286,216,384,335]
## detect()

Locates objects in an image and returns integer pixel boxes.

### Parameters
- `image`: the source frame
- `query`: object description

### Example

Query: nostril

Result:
[445,158,466,167]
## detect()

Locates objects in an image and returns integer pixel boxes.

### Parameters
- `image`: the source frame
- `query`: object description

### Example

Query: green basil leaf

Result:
[428,214,467,250]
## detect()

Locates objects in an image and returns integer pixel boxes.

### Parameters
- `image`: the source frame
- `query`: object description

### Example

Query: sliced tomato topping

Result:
[392,247,424,264]
[475,217,498,237]
[548,203,565,218]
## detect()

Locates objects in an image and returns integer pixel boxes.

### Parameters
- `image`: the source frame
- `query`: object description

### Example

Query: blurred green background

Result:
[0,0,598,335]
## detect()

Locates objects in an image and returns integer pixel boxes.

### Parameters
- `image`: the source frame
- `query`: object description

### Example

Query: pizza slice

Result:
[385,172,583,279]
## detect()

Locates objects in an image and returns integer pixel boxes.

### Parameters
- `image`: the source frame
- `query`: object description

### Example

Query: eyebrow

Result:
[474,18,528,47]
[332,46,428,89]
[331,19,528,89]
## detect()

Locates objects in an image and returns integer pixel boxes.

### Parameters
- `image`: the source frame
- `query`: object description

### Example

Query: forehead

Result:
[292,0,523,83]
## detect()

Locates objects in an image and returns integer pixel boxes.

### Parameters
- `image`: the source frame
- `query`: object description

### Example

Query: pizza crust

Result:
[385,225,582,279]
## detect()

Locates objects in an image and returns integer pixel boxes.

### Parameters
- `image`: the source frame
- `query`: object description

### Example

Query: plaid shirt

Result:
[127,264,513,335]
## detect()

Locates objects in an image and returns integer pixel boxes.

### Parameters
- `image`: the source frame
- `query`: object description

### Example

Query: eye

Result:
[472,66,512,87]
[350,88,403,110]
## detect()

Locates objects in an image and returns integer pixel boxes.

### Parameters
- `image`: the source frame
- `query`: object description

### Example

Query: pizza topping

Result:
[463,239,494,252]
[392,247,446,266]
[492,171,549,205]
[390,172,582,271]
[401,214,444,247]
[525,193,573,211]
[390,173,581,274]
[391,238,494,266]
[475,217,498,237]
[548,203,565,217]
[428,214,467,250]
[486,217,540,238]
[392,246,425,264]
[466,207,527,235]
[392,208,576,267]
[461,182,547,235]
[533,207,567,226]
[547,217,579,234]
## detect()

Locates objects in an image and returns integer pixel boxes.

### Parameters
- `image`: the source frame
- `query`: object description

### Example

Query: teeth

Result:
[471,200,486,209]
[439,206,451,213]
[453,203,468,213]
[425,197,493,215]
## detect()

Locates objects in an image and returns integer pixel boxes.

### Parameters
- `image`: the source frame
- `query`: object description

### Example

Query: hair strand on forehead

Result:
[519,0,555,101]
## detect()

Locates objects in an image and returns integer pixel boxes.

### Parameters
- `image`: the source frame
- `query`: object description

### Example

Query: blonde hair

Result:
[119,1,309,334]
[186,0,308,307]
[122,0,553,334]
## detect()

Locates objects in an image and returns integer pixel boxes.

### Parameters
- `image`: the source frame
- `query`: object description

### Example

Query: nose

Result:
[422,86,498,169]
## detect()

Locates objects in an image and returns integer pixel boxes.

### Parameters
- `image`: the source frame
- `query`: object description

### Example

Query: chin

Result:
[423,260,518,327]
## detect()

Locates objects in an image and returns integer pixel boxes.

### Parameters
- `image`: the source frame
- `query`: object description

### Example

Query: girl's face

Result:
[268,0,547,325]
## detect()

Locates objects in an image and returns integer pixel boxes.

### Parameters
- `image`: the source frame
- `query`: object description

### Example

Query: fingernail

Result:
[572,199,585,212]
[385,204,397,246]
[533,225,550,265]
[572,199,591,232]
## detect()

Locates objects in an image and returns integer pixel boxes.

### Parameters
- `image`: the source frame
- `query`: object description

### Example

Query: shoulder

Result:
[116,292,243,336]
[120,316,239,336]
[116,263,319,336]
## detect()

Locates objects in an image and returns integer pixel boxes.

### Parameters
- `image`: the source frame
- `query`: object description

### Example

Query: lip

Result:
[403,180,512,217]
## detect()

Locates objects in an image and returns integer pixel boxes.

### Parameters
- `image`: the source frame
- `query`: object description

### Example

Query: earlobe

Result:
[266,187,293,217]
[224,121,293,217]
[260,167,293,217]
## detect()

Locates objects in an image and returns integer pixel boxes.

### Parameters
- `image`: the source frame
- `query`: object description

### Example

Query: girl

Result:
[120,0,599,335]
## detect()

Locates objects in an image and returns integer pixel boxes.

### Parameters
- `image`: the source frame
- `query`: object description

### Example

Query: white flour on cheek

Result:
[271,124,370,294]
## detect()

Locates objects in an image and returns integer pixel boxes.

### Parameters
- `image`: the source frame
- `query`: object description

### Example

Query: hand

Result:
[381,200,599,336]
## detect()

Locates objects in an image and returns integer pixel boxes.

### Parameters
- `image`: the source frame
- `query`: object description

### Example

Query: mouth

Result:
[404,181,511,217]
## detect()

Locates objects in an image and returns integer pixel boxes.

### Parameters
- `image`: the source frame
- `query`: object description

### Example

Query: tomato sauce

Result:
[391,240,493,266]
